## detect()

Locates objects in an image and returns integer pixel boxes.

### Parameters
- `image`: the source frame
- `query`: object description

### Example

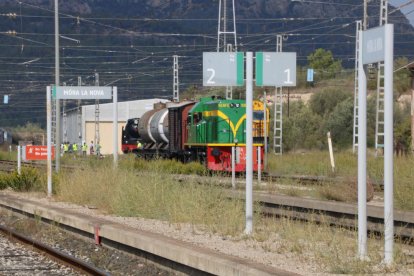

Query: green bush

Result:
[0,173,11,190]
[7,168,41,191]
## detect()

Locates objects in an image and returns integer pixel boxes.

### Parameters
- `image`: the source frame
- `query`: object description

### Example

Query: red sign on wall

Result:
[25,146,55,160]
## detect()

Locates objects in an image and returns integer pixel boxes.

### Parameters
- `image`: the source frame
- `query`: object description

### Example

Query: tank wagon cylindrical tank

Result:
[137,102,167,144]
[149,108,169,144]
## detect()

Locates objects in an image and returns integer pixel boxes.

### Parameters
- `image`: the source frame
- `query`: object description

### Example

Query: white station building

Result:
[62,99,169,155]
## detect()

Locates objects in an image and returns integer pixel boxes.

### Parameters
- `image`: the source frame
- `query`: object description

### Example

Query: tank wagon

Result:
[122,96,269,172]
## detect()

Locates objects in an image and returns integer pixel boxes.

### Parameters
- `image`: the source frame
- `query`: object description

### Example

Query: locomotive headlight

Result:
[234,138,238,144]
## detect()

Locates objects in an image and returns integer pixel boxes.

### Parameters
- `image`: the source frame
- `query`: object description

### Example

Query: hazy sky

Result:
[389,0,414,25]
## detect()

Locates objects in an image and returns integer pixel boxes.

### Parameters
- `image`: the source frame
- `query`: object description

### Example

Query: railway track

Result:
[0,224,108,275]
[0,159,79,173]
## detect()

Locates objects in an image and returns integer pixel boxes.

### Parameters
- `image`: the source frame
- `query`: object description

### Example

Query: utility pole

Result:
[77,76,82,148]
[375,0,388,157]
[217,0,237,99]
[273,35,283,155]
[173,55,179,102]
[62,82,67,144]
[94,73,100,146]
[54,0,61,172]
[363,0,369,30]
[353,21,362,153]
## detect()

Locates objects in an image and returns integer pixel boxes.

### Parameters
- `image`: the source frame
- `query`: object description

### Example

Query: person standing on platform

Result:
[89,141,94,155]
[63,143,69,155]
[82,142,88,156]
[72,143,78,155]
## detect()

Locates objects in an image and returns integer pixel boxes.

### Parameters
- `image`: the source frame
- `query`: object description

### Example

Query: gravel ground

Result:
[2,190,414,275]
[0,208,173,275]
[0,232,80,275]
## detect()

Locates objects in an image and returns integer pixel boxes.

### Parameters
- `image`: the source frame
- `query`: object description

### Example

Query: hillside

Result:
[0,0,413,126]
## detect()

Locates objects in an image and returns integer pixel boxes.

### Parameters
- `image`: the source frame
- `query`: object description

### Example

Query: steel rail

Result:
[0,224,109,276]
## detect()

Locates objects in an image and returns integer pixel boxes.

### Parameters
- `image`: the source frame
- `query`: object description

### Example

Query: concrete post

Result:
[231,146,235,189]
[47,86,52,197]
[357,29,368,260]
[113,87,118,166]
[383,23,394,266]
[245,52,253,235]
[17,146,21,175]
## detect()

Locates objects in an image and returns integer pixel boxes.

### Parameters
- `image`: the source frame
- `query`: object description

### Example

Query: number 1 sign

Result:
[203,52,244,86]
[256,52,297,87]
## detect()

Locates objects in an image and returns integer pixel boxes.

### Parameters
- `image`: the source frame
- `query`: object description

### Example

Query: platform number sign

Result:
[256,52,297,87]
[203,52,244,86]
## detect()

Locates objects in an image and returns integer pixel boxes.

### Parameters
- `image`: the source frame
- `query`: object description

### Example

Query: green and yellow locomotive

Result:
[185,96,268,172]
[122,96,269,173]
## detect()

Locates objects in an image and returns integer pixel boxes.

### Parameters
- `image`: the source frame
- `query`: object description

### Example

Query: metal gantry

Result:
[173,55,179,102]
[353,21,362,153]
[273,35,283,155]
[217,0,237,99]
[375,0,388,156]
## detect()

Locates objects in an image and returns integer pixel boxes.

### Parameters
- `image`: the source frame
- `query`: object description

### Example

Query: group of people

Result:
[61,141,101,157]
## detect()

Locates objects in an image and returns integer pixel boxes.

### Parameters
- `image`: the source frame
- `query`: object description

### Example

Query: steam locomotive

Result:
[122,96,268,172]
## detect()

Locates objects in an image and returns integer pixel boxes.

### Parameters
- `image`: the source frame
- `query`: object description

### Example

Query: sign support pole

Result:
[263,91,268,169]
[113,87,118,166]
[383,23,394,266]
[245,52,253,235]
[231,146,235,188]
[17,146,21,175]
[358,30,368,260]
[47,86,53,197]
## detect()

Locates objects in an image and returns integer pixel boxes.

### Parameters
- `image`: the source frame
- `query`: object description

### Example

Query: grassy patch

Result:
[56,162,244,235]
[254,214,410,274]
[0,149,16,161]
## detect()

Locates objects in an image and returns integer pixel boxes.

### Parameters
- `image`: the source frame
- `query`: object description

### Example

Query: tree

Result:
[394,57,411,98]
[283,102,322,151]
[309,88,352,116]
[307,48,342,79]
[323,98,354,148]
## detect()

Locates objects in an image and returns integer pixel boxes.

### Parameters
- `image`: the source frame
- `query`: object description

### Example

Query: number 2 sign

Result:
[203,52,244,86]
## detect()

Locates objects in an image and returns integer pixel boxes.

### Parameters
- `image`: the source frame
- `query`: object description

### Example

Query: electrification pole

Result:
[217,0,237,99]
[410,65,414,154]
[273,35,283,155]
[173,55,179,102]
[94,73,100,146]
[54,0,61,172]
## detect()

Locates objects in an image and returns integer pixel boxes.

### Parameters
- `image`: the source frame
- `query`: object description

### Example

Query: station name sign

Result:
[53,86,112,100]
[361,25,387,65]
